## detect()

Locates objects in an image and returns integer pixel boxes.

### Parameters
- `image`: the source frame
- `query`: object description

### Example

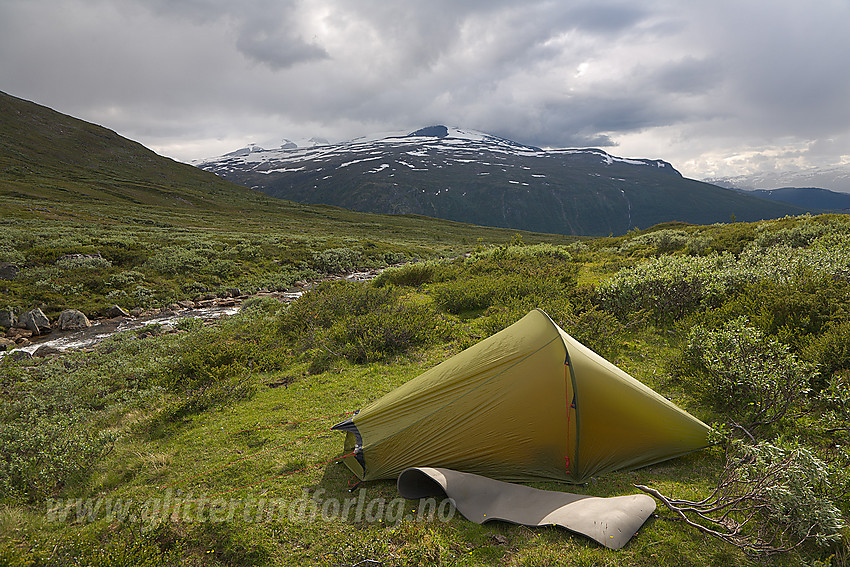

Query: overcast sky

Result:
[2,0,849,179]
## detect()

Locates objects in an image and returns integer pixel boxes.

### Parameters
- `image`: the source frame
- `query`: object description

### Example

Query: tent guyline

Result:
[159,413,352,491]
[234,411,355,435]
[159,451,357,518]
[333,309,711,484]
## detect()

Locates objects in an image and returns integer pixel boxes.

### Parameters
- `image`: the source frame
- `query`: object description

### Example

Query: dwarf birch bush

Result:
[600,238,850,324]
[679,317,815,427]
[638,439,846,555]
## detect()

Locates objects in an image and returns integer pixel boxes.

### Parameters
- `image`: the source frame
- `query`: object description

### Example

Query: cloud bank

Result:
[1,0,849,179]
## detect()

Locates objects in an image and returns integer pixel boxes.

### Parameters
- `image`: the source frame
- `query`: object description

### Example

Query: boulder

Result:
[57,309,91,330]
[8,350,32,362]
[7,328,32,339]
[107,305,130,318]
[19,308,51,335]
[0,308,15,329]
[34,345,62,357]
[56,253,102,263]
[0,263,19,281]
[0,337,15,351]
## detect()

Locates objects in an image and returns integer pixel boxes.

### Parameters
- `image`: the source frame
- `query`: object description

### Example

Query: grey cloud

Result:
[560,1,649,34]
[235,26,328,69]
[2,0,850,180]
[652,57,723,95]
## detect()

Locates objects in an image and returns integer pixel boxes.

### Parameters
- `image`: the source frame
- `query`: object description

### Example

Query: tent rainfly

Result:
[333,309,711,483]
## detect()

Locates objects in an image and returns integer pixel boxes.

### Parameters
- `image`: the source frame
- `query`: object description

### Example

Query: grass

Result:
[0,195,576,318]
[5,216,850,565]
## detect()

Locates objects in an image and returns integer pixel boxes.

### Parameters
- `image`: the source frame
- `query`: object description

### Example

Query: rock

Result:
[7,328,33,339]
[14,338,30,347]
[177,300,194,309]
[57,309,91,330]
[0,263,19,281]
[0,337,15,351]
[108,305,131,318]
[0,308,15,329]
[19,308,51,335]
[56,253,102,263]
[227,288,242,298]
[34,345,62,357]
[8,350,32,362]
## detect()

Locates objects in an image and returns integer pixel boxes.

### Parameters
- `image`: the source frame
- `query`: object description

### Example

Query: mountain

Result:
[0,90,271,209]
[195,125,806,236]
[0,92,575,249]
[705,166,850,194]
[731,187,850,211]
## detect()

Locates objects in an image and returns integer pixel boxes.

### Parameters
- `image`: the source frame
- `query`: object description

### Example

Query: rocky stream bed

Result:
[0,268,384,361]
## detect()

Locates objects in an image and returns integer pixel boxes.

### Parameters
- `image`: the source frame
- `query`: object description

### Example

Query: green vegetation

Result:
[3,213,850,566]
[3,91,850,565]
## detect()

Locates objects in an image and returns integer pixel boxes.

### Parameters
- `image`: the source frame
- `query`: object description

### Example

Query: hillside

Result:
[706,164,850,194]
[0,93,574,317]
[732,186,850,210]
[0,91,280,209]
[196,126,807,236]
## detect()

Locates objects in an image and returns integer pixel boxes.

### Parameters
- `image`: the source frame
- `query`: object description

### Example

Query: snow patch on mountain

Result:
[194,125,677,179]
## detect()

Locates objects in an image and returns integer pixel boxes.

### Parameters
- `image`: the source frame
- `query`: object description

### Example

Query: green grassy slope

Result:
[0,90,275,208]
[3,216,850,566]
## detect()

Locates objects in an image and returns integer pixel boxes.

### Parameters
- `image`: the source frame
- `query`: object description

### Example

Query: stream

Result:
[2,268,385,359]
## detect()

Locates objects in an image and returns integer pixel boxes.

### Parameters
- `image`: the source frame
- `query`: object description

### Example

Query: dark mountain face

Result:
[195,126,805,236]
[732,187,850,211]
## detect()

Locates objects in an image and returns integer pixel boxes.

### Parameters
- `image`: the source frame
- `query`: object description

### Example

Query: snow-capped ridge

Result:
[194,126,677,175]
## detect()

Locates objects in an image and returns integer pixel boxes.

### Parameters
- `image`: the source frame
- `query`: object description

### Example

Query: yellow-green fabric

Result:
[338,309,710,483]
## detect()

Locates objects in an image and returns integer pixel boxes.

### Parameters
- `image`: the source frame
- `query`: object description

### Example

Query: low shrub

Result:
[803,320,850,383]
[431,275,536,315]
[280,281,454,367]
[311,247,363,274]
[282,281,398,333]
[619,229,690,255]
[56,255,113,271]
[600,240,850,325]
[698,274,850,352]
[324,302,454,364]
[374,262,438,287]
[674,317,815,428]
[0,409,116,503]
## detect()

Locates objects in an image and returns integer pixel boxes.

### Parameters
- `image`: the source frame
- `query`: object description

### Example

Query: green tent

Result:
[333,309,710,483]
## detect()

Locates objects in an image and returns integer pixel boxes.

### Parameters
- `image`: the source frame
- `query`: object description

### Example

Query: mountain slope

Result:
[196,126,806,236]
[0,92,575,253]
[0,90,271,208]
[732,187,850,210]
[706,166,850,194]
